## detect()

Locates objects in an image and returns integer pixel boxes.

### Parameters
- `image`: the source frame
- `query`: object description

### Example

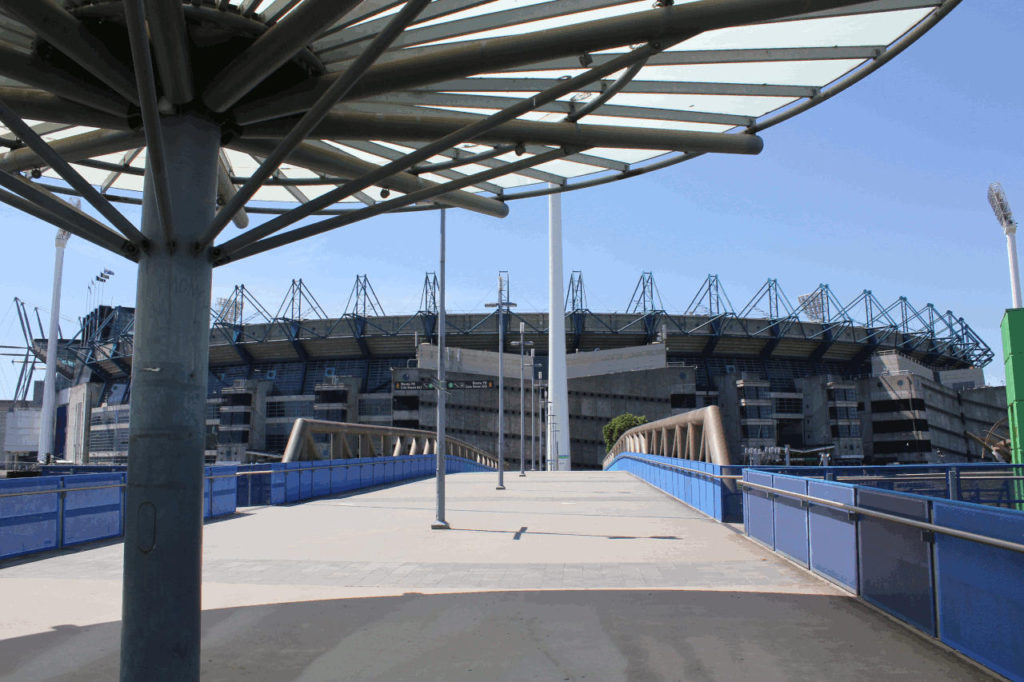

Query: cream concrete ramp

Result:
[0,472,989,681]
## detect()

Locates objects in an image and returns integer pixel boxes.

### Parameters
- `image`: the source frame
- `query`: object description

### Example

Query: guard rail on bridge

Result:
[282,418,498,469]
[602,406,732,469]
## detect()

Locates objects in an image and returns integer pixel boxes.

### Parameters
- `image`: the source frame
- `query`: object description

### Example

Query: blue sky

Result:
[1,1,1021,398]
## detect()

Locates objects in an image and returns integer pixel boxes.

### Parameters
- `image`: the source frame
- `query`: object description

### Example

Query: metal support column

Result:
[432,209,449,529]
[120,115,219,681]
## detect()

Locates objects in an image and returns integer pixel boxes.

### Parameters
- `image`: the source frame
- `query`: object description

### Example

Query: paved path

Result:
[0,471,991,680]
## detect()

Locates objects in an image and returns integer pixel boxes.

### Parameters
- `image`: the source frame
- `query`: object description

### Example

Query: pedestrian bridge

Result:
[0,470,998,681]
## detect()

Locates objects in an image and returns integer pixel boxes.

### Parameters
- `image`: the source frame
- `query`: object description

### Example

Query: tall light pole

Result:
[485,272,515,490]
[990,182,1021,308]
[511,321,533,477]
[548,185,571,470]
[37,228,71,463]
[432,209,449,529]
[530,351,536,471]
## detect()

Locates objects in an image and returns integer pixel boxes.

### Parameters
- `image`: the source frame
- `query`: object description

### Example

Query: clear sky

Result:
[1,0,1021,399]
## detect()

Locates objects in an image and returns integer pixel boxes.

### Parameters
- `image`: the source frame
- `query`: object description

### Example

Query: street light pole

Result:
[432,209,449,529]
[485,272,516,490]
[530,350,536,471]
[510,321,533,477]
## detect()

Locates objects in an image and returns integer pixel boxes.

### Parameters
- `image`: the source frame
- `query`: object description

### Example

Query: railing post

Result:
[946,467,961,501]
[57,480,66,549]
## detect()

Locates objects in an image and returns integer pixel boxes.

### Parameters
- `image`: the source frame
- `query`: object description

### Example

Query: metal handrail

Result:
[610,453,741,482]
[0,453,473,499]
[739,479,1024,555]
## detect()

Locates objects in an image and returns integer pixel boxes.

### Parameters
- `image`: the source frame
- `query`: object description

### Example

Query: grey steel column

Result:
[518,321,526,477]
[496,275,505,490]
[121,115,219,682]
[432,209,449,529]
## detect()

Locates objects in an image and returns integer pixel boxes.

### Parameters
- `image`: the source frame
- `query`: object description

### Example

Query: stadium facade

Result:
[2,274,1005,470]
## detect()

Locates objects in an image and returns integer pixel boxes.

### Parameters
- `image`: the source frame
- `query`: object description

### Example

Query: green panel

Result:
[1004,354,1024,405]
[1001,309,1024,361]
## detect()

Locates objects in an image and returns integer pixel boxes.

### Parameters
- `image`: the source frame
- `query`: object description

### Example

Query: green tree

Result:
[603,413,648,452]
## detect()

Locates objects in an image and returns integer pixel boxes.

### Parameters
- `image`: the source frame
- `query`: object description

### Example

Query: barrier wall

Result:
[234,454,491,507]
[741,470,1024,681]
[605,453,743,522]
[0,468,237,562]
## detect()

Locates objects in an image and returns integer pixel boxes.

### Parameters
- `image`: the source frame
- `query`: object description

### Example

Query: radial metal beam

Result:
[356,93,753,127]
[216,155,249,230]
[123,0,175,246]
[222,147,572,263]
[2,0,139,105]
[0,40,131,116]
[0,129,144,173]
[143,0,194,105]
[200,0,431,249]
[0,99,145,244]
[0,87,129,129]
[235,0,870,124]
[0,171,137,257]
[228,138,507,217]
[203,0,364,112]
[420,77,817,99]
[222,46,663,256]
[342,139,506,194]
[244,110,763,154]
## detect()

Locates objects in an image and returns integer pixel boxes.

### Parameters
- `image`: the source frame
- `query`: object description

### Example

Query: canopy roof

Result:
[0,0,959,262]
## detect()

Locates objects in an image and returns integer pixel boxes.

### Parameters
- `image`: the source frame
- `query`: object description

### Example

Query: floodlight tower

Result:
[989,183,1021,307]
[993,182,1024,503]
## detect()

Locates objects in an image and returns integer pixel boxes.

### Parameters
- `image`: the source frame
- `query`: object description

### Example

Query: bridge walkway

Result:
[0,472,991,681]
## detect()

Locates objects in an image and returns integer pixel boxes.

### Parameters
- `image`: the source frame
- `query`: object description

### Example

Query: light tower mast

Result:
[992,182,1024,507]
[989,182,1021,308]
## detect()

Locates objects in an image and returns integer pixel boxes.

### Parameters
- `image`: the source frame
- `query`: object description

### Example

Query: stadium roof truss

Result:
[49,272,992,380]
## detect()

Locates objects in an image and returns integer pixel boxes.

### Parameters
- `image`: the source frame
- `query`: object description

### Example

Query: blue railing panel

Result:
[806,479,858,591]
[63,473,123,546]
[856,488,936,636]
[0,476,60,560]
[312,461,331,498]
[933,501,1024,681]
[772,474,809,567]
[743,469,775,549]
[206,465,238,518]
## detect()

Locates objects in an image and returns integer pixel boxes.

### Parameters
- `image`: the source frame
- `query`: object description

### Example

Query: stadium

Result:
[4,270,1002,470]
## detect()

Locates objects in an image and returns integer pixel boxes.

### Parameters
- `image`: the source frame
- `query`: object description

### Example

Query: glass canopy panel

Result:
[0,0,952,233]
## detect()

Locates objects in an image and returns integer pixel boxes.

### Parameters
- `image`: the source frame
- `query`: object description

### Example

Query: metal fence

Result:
[740,471,1024,681]
[0,454,492,562]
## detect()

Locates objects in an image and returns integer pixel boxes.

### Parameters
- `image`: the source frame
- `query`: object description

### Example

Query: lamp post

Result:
[485,272,515,490]
[530,353,536,470]
[510,321,533,477]
[432,209,449,529]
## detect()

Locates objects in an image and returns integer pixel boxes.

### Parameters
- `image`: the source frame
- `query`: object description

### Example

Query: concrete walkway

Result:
[0,471,991,681]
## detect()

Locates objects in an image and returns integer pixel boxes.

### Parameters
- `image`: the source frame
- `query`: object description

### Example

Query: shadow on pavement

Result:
[0,589,990,682]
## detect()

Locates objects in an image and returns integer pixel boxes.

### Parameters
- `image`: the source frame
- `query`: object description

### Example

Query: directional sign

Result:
[446,380,495,390]
[394,381,437,390]
[394,380,494,390]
